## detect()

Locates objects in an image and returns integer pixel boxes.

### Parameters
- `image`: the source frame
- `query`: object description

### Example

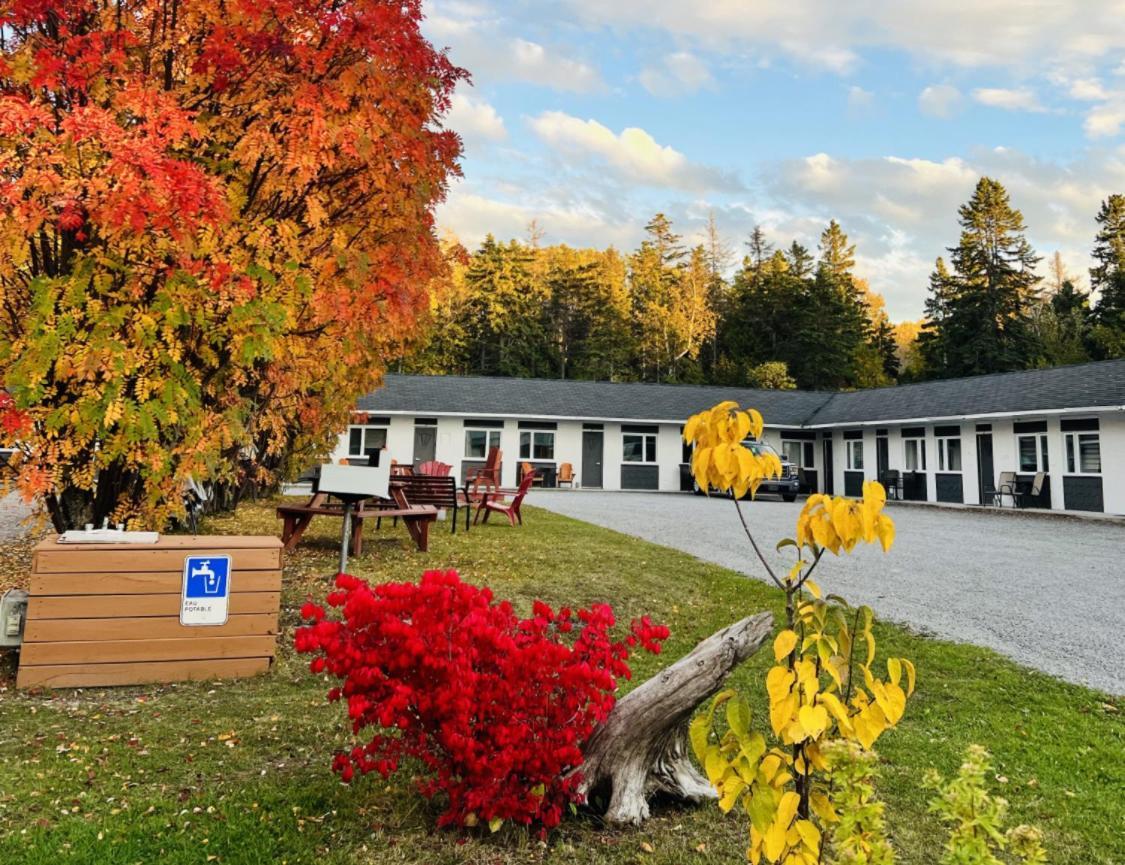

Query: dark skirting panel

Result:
[1063,476,1104,512]
[679,464,694,492]
[1015,474,1051,508]
[843,471,864,497]
[902,472,928,501]
[798,469,818,494]
[935,473,964,503]
[621,465,659,490]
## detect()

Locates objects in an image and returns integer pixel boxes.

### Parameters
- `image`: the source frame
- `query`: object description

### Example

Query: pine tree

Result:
[1090,194,1125,358]
[785,242,815,278]
[923,177,1042,377]
[917,257,955,374]
[817,219,857,280]
[746,225,774,271]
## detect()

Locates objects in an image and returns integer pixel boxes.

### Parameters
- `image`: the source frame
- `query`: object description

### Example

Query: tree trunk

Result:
[578,611,773,824]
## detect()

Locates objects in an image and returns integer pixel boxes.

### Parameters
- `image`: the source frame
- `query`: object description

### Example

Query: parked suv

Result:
[692,439,800,502]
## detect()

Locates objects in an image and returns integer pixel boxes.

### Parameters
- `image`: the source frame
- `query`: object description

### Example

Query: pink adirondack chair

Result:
[417,460,452,477]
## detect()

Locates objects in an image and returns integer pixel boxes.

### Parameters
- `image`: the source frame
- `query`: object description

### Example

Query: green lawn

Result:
[0,499,1121,865]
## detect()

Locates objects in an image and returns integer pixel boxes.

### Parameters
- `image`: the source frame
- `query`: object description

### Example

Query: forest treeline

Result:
[404,178,1125,390]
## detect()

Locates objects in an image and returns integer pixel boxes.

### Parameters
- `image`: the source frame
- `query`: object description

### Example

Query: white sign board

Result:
[180,555,231,626]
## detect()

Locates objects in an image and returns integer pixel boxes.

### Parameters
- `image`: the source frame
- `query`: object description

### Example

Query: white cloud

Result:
[1069,78,1109,101]
[1084,99,1125,137]
[423,3,603,92]
[918,84,962,118]
[972,87,1047,112]
[639,51,714,96]
[445,91,507,143]
[529,110,741,192]
[565,1,1125,77]
[847,85,875,111]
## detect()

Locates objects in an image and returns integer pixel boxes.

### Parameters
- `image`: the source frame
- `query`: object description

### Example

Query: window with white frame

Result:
[519,430,555,461]
[1017,434,1049,473]
[348,425,387,458]
[623,432,657,463]
[464,428,501,459]
[936,437,962,472]
[782,440,815,468]
[846,439,864,471]
[903,436,927,471]
[1065,432,1101,474]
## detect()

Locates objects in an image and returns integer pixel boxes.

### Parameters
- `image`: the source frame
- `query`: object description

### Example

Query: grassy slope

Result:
[0,499,1121,865]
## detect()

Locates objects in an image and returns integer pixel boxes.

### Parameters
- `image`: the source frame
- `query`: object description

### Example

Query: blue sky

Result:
[423,1,1125,320]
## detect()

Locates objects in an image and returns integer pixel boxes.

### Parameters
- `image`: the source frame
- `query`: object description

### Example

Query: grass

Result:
[0,498,1121,865]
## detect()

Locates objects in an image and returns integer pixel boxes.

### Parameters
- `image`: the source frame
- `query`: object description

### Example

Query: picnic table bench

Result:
[277,488,438,554]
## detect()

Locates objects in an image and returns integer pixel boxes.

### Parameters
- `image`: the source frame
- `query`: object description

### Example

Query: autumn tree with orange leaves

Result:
[0,0,465,530]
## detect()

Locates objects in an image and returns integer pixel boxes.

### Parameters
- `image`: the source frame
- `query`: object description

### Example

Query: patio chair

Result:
[880,469,901,501]
[1011,471,1046,509]
[417,460,452,477]
[557,462,575,488]
[521,461,545,486]
[993,471,1019,507]
[468,447,502,489]
[475,472,535,526]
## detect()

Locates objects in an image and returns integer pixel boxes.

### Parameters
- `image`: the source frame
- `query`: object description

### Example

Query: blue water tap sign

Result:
[180,555,232,626]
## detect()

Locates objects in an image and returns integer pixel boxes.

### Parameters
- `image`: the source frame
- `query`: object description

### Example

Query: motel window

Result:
[465,428,501,459]
[904,437,926,471]
[846,440,864,471]
[1017,435,1049,473]
[519,430,555,461]
[782,440,815,469]
[1065,432,1101,474]
[623,432,657,463]
[937,439,962,471]
[348,425,387,459]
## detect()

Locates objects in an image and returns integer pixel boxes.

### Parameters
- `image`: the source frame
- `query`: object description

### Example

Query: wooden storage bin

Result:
[17,535,282,689]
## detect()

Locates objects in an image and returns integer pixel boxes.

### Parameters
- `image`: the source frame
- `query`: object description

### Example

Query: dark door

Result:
[582,430,603,488]
[876,436,889,482]
[976,433,994,504]
[412,426,436,467]
[822,438,834,494]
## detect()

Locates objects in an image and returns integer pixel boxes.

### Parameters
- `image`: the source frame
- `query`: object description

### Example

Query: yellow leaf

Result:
[887,657,902,687]
[488,817,503,833]
[773,630,798,662]
[797,704,828,740]
[795,819,821,852]
[804,578,822,599]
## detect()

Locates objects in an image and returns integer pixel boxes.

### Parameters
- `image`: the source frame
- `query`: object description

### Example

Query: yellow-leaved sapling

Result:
[684,401,914,865]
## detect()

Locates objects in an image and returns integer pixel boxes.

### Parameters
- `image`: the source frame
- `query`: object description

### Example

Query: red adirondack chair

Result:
[475,472,534,526]
[417,460,452,477]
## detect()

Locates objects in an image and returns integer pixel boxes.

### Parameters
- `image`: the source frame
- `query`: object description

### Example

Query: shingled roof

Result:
[357,374,832,427]
[804,358,1125,426]
[358,359,1125,428]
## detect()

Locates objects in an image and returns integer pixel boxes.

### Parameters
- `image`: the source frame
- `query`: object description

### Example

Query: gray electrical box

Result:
[0,589,28,648]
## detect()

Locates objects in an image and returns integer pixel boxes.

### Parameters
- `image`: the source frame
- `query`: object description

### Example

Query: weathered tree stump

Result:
[578,611,774,824]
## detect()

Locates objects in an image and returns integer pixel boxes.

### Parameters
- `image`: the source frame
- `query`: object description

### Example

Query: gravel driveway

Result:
[534,491,1125,695]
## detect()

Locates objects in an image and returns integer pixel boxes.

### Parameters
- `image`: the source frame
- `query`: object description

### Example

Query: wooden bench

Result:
[277,489,437,554]
[384,475,470,533]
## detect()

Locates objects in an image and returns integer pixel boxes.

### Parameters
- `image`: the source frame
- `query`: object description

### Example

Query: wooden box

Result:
[16,535,282,689]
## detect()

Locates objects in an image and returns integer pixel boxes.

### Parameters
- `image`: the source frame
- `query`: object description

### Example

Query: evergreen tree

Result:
[1090,194,1125,358]
[746,225,774,271]
[917,257,955,374]
[785,241,815,278]
[922,177,1042,377]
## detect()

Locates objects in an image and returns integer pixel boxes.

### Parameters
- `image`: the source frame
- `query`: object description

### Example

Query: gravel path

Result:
[534,491,1125,695]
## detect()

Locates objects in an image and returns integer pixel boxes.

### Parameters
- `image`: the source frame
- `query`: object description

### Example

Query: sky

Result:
[423,0,1125,321]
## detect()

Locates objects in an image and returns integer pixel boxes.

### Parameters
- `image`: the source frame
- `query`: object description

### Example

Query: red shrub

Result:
[295,570,669,830]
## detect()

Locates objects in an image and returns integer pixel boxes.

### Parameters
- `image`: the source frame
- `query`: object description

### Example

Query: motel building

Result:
[328,358,1125,515]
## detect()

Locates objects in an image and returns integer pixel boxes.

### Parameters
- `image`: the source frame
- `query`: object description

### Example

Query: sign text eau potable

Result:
[180,555,232,626]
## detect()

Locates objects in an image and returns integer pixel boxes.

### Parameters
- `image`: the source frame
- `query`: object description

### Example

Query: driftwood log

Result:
[578,611,774,824]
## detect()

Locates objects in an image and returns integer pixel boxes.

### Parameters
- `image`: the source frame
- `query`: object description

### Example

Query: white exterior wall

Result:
[323,406,1124,513]
[1100,413,1125,515]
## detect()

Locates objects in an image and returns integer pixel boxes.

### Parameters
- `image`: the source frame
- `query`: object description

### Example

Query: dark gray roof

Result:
[358,374,832,427]
[804,359,1125,426]
[359,360,1125,428]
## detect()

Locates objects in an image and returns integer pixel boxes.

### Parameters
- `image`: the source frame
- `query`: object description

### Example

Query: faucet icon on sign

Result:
[191,560,220,595]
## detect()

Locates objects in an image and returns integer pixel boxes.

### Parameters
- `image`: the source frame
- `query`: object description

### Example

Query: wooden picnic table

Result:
[276,487,438,554]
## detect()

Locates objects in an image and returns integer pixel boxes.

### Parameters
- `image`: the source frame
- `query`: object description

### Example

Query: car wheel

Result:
[692,480,704,496]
